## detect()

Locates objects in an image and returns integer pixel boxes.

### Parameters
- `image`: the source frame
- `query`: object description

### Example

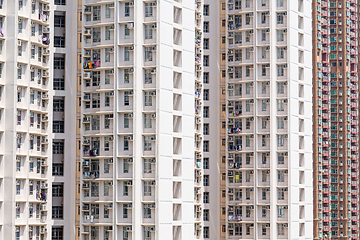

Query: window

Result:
[143,25,152,40]
[53,121,64,133]
[52,184,64,197]
[277,82,285,94]
[278,224,285,236]
[203,192,209,203]
[52,206,63,219]
[203,158,209,169]
[144,136,152,151]
[278,188,285,200]
[278,153,285,164]
[204,38,209,49]
[52,163,64,176]
[92,93,100,108]
[105,92,111,107]
[277,47,285,59]
[203,72,209,83]
[144,114,152,128]
[52,227,63,240]
[204,55,209,67]
[54,57,65,69]
[105,4,112,18]
[53,99,64,112]
[92,27,101,43]
[203,22,209,32]
[54,36,65,48]
[124,137,129,151]
[124,47,130,61]
[204,89,209,100]
[145,3,153,17]
[54,78,65,90]
[277,100,284,111]
[203,5,209,15]
[203,227,209,238]
[145,47,153,62]
[105,48,111,62]
[203,106,209,118]
[125,2,130,17]
[278,117,285,129]
[204,175,209,186]
[143,204,152,218]
[203,209,209,221]
[123,114,129,128]
[203,141,209,152]
[53,142,64,154]
[124,95,129,106]
[278,170,285,182]
[54,16,65,27]
[203,123,209,135]
[93,6,101,21]
[143,181,152,196]
[144,92,153,106]
[277,13,284,24]
[278,206,285,218]
[277,30,284,41]
[277,135,286,147]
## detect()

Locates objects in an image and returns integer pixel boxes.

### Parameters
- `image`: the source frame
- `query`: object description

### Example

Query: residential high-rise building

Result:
[0,0,77,239]
[312,0,360,239]
[78,0,203,239]
[6,0,360,240]
[202,0,314,239]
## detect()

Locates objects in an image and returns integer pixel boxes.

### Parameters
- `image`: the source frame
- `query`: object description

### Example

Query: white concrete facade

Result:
[222,0,313,239]
[0,0,77,239]
[79,0,202,239]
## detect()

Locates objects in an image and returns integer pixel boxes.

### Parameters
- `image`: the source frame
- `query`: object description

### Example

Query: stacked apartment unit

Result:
[313,0,360,239]
[221,0,313,239]
[79,0,202,239]
[0,0,77,239]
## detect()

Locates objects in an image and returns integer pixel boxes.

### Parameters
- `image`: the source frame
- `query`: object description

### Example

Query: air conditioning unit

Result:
[150,181,156,186]
[125,181,132,186]
[129,68,134,73]
[84,29,91,35]
[150,158,156,163]
[127,23,134,29]
[126,158,133,163]
[83,72,91,78]
[108,181,113,186]
[127,136,133,141]
[151,113,156,118]
[150,91,156,95]
[150,204,156,208]
[129,1,134,6]
[151,24,157,29]
[265,224,270,228]
[40,227,47,234]
[151,68,156,74]
[249,188,254,192]
[109,69,114,74]
[41,204,47,211]
[129,46,134,51]
[17,40,22,46]
[29,135,34,140]
[128,113,134,118]
[82,182,89,188]
[151,46,157,51]
[126,226,132,231]
[108,136,114,141]
[150,136,156,141]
